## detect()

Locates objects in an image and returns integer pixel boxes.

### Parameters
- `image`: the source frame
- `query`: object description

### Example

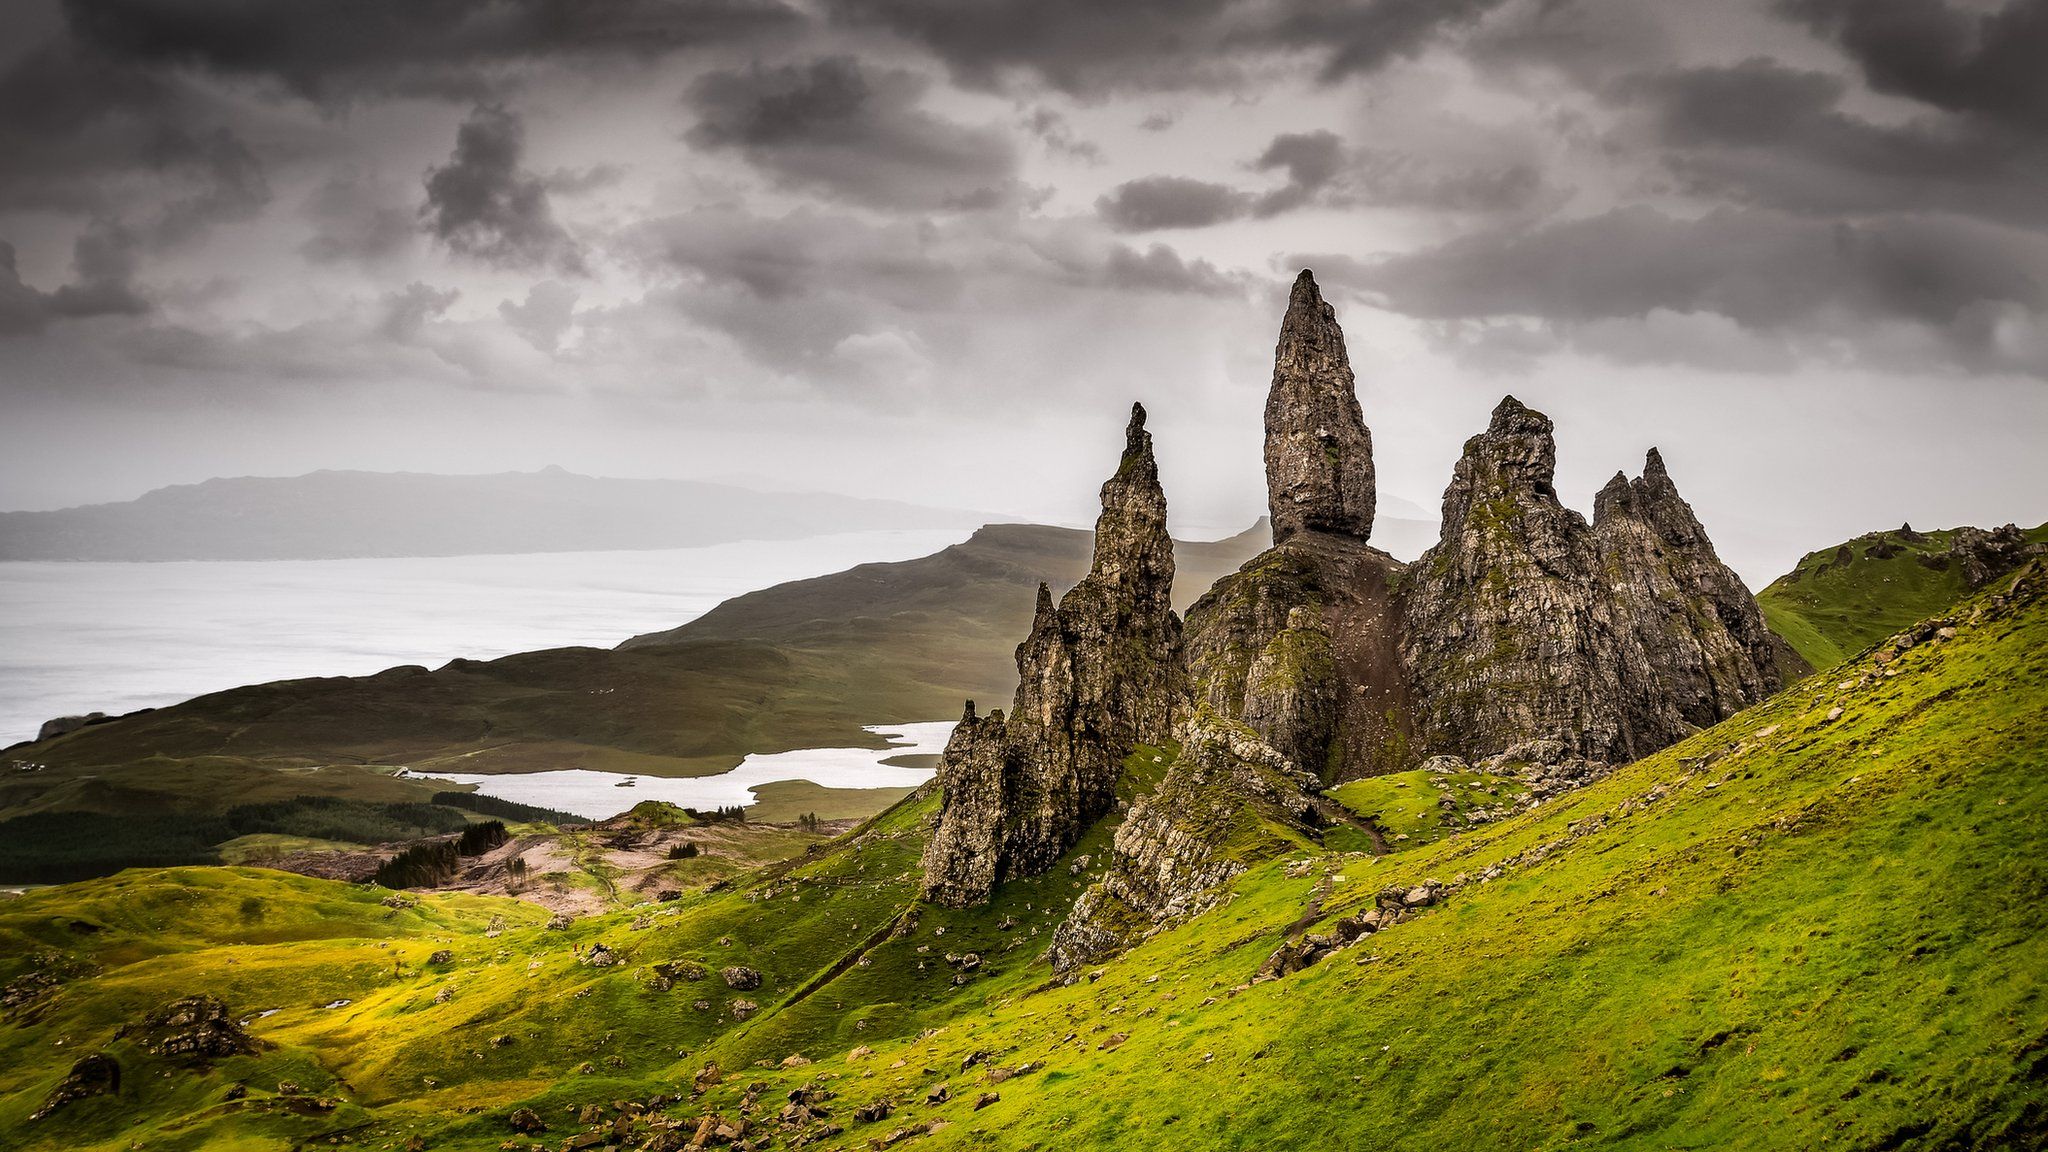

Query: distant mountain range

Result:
[0,467,994,561]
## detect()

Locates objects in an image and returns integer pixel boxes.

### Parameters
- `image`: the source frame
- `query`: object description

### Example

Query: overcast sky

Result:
[3,0,2045,584]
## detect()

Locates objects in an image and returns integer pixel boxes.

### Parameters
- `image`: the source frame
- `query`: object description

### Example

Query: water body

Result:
[415,721,956,820]
[0,529,971,745]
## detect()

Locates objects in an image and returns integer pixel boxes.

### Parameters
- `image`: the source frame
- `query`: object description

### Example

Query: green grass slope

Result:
[1758,521,2047,670]
[5,561,2045,1150]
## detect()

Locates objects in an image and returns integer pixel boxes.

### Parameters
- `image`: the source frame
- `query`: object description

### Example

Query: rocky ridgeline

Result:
[919,405,1184,908]
[923,270,1780,919]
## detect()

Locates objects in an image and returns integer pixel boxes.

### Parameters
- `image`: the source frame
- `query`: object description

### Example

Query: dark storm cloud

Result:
[1780,0,2048,131]
[1316,205,2048,373]
[1616,57,2048,229]
[422,106,586,274]
[62,0,806,101]
[822,0,1514,94]
[1097,177,1249,232]
[0,42,271,237]
[683,56,1020,211]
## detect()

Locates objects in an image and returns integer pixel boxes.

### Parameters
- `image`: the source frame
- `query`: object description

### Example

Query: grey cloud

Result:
[378,282,459,342]
[1099,243,1242,295]
[1096,176,1249,232]
[1100,127,1542,232]
[300,173,416,264]
[684,56,1020,211]
[422,105,586,274]
[0,224,151,337]
[1249,130,1344,214]
[1317,205,2048,374]
[1781,0,2048,131]
[62,0,805,102]
[499,281,580,353]
[822,0,1512,94]
[1024,108,1104,164]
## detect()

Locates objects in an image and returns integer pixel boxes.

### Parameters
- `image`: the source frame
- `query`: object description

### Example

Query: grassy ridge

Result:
[4,563,2045,1149]
[1756,521,2047,670]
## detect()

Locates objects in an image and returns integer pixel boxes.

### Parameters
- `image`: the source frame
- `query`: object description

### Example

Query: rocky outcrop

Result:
[1399,397,1640,763]
[1400,399,1780,764]
[129,995,256,1063]
[1593,449,1783,743]
[1048,715,1323,974]
[1949,523,2041,587]
[1184,534,1408,782]
[1265,270,1375,544]
[31,1053,120,1121]
[920,404,1184,907]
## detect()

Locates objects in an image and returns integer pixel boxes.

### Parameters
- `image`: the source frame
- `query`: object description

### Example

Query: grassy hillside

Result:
[1757,521,2047,670]
[6,560,2044,1150]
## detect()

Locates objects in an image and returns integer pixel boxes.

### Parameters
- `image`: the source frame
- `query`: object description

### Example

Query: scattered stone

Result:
[428,949,454,965]
[508,1107,548,1134]
[721,966,762,990]
[974,1092,1000,1111]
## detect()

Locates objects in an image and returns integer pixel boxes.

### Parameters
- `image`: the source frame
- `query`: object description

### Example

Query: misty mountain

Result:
[0,467,993,561]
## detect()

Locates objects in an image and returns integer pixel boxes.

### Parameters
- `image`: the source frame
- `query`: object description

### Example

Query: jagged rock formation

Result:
[1400,399,1780,763]
[1592,449,1783,741]
[1265,270,1375,544]
[1048,715,1324,974]
[920,404,1184,907]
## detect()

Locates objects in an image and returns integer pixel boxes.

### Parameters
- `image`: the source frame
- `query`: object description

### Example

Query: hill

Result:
[1757,521,2047,670]
[0,467,989,561]
[3,558,2042,1150]
[0,523,1269,878]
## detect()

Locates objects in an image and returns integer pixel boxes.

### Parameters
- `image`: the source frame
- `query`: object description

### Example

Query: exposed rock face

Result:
[1048,716,1323,974]
[1401,399,1780,764]
[920,404,1184,907]
[1593,449,1783,741]
[1264,270,1375,544]
[1184,534,1408,782]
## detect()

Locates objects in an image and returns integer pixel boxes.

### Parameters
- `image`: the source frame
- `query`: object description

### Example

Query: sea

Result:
[0,529,972,748]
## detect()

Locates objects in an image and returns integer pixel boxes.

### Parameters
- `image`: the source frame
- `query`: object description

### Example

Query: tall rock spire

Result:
[920,403,1184,908]
[1264,269,1376,544]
